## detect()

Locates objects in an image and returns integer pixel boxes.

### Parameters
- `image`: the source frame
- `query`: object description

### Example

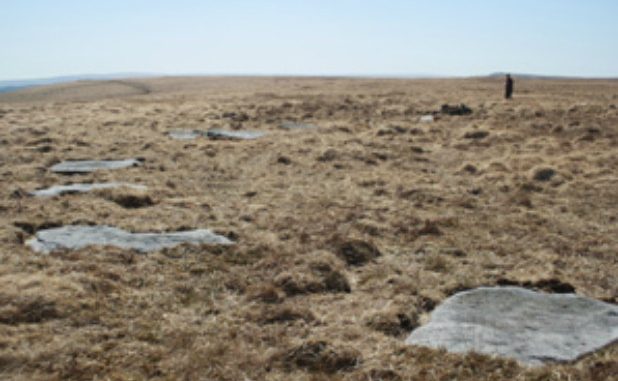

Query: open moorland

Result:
[0,77,617,380]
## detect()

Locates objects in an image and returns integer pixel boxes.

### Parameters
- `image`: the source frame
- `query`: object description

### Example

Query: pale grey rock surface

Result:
[206,129,266,140]
[30,183,146,197]
[51,159,141,173]
[420,115,434,123]
[280,121,317,130]
[406,287,618,366]
[27,225,234,253]
[168,130,201,140]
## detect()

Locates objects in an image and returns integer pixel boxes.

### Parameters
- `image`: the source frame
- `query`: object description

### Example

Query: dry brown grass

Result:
[0,77,617,380]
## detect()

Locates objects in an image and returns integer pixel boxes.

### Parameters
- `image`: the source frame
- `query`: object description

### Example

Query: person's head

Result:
[506,74,511,79]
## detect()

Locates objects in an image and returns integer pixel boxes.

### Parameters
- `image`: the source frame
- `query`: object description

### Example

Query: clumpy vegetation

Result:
[101,189,156,209]
[0,77,617,380]
[335,239,382,266]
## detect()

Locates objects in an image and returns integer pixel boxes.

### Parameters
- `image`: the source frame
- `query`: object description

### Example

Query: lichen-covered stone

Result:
[206,129,266,140]
[27,225,234,253]
[30,183,146,197]
[406,287,618,366]
[50,159,141,173]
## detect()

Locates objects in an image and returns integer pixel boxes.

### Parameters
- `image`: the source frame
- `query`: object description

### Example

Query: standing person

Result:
[505,74,514,99]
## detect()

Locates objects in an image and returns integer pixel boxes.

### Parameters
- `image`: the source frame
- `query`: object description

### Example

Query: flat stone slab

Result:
[30,183,146,197]
[419,115,434,123]
[406,287,618,366]
[280,121,318,130]
[168,130,201,140]
[27,225,234,253]
[51,159,142,174]
[206,129,266,140]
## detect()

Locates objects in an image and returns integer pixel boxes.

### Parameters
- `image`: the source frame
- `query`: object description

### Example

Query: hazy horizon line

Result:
[2,71,617,86]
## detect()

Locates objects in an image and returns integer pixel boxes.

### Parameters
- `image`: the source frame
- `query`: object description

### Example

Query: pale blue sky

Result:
[2,0,617,80]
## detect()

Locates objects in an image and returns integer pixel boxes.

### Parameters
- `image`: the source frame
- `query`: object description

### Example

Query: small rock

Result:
[419,115,434,123]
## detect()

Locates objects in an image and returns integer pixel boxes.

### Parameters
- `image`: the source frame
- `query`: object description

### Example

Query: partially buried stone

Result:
[206,129,266,140]
[405,287,618,366]
[51,159,142,174]
[168,130,201,140]
[419,115,434,123]
[26,225,234,253]
[280,121,317,130]
[30,183,146,197]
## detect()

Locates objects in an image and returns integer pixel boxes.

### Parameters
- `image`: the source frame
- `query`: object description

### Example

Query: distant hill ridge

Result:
[0,73,156,94]
[1,72,616,94]
[487,72,617,80]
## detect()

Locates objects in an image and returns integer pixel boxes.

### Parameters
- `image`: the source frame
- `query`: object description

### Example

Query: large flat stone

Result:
[30,183,146,197]
[27,225,234,253]
[206,129,266,140]
[50,159,142,174]
[405,287,618,366]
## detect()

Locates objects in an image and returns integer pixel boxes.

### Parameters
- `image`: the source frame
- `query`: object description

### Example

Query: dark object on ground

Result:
[105,193,154,209]
[206,129,266,140]
[533,167,557,181]
[496,278,576,294]
[463,130,489,139]
[277,156,292,165]
[505,74,514,99]
[440,104,472,116]
[336,240,382,266]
